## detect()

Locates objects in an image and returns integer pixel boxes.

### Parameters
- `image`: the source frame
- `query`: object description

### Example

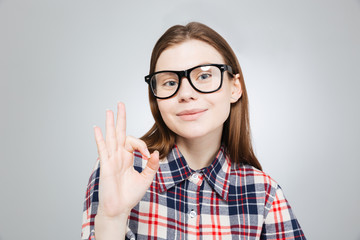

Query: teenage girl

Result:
[82,22,306,240]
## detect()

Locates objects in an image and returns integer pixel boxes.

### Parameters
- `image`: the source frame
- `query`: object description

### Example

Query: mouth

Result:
[176,109,207,121]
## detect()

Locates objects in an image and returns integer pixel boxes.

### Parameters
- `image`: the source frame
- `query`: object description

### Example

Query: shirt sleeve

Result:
[81,159,136,240]
[261,185,306,240]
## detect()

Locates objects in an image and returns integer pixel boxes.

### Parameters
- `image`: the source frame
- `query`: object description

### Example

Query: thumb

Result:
[140,150,160,181]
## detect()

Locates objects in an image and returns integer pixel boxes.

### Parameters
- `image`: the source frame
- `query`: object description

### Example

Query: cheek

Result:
[211,91,232,121]
[156,100,173,123]
[218,101,231,122]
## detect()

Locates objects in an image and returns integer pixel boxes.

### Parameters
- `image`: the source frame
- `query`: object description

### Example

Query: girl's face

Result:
[155,39,241,141]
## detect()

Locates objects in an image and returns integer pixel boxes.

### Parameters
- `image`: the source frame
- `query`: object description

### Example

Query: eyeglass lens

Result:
[150,65,222,98]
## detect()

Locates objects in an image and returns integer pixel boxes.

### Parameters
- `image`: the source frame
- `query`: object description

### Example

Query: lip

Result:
[176,109,207,121]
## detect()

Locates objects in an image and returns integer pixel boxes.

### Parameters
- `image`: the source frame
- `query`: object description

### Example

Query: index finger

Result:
[115,102,126,146]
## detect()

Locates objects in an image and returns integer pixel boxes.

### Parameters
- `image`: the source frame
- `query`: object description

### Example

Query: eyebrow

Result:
[155,62,222,72]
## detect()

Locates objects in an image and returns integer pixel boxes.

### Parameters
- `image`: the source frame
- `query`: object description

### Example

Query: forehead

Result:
[155,39,225,72]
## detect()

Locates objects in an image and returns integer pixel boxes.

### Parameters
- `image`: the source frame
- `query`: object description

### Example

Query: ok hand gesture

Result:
[93,102,159,219]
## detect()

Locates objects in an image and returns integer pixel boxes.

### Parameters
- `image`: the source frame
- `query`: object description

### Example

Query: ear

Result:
[230,73,242,103]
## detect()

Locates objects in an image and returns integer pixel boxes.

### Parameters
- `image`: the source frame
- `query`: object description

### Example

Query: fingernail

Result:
[93,125,97,128]
[146,150,151,159]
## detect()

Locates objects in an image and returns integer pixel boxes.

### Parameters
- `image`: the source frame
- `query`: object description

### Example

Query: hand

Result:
[93,102,159,218]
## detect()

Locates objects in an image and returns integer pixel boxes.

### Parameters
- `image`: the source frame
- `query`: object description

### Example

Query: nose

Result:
[177,77,198,102]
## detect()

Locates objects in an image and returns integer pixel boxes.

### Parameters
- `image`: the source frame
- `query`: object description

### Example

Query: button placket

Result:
[187,172,200,229]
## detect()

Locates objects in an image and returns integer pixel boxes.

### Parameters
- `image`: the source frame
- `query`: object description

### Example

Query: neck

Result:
[175,129,222,170]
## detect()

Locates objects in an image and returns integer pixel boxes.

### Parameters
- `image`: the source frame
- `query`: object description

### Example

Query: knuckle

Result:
[129,136,146,147]
[140,139,146,146]
[126,135,134,141]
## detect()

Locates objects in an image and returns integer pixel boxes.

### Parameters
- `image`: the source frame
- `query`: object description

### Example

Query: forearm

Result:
[94,213,129,240]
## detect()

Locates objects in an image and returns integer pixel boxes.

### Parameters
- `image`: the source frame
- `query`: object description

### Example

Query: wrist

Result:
[96,205,132,219]
[95,213,129,240]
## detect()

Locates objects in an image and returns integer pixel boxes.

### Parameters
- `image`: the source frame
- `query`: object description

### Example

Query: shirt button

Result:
[192,173,199,179]
[189,210,197,218]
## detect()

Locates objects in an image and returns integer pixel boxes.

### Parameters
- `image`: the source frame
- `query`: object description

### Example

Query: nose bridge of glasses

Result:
[177,70,197,93]
[177,69,190,81]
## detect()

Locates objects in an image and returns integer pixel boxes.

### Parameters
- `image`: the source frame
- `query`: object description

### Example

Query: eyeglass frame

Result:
[144,63,234,99]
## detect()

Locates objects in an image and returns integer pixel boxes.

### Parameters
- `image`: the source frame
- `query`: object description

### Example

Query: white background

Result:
[1,0,359,239]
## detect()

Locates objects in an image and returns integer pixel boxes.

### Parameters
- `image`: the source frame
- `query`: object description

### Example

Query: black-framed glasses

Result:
[144,64,233,99]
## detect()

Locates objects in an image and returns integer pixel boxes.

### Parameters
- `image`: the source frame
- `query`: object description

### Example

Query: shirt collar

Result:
[155,145,232,201]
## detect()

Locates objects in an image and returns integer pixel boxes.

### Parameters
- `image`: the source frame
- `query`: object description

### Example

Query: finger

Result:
[141,150,160,181]
[124,136,151,159]
[105,110,117,154]
[93,126,109,163]
[115,102,126,146]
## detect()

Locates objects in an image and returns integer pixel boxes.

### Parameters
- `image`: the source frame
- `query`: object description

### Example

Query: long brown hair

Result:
[140,22,262,171]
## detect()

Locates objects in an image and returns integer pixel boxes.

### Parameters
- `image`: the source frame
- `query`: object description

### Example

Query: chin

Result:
[171,127,201,138]
[174,126,222,140]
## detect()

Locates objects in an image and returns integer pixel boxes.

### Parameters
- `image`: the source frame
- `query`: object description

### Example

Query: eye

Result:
[163,80,178,87]
[155,72,179,88]
[197,73,212,81]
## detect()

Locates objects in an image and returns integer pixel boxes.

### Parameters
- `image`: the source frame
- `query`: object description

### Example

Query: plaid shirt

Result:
[82,145,306,240]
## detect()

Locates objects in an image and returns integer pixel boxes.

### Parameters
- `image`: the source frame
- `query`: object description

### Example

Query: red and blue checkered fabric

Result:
[82,145,306,240]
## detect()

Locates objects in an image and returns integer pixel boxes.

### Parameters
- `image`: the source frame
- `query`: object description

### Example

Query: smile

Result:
[176,109,208,121]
